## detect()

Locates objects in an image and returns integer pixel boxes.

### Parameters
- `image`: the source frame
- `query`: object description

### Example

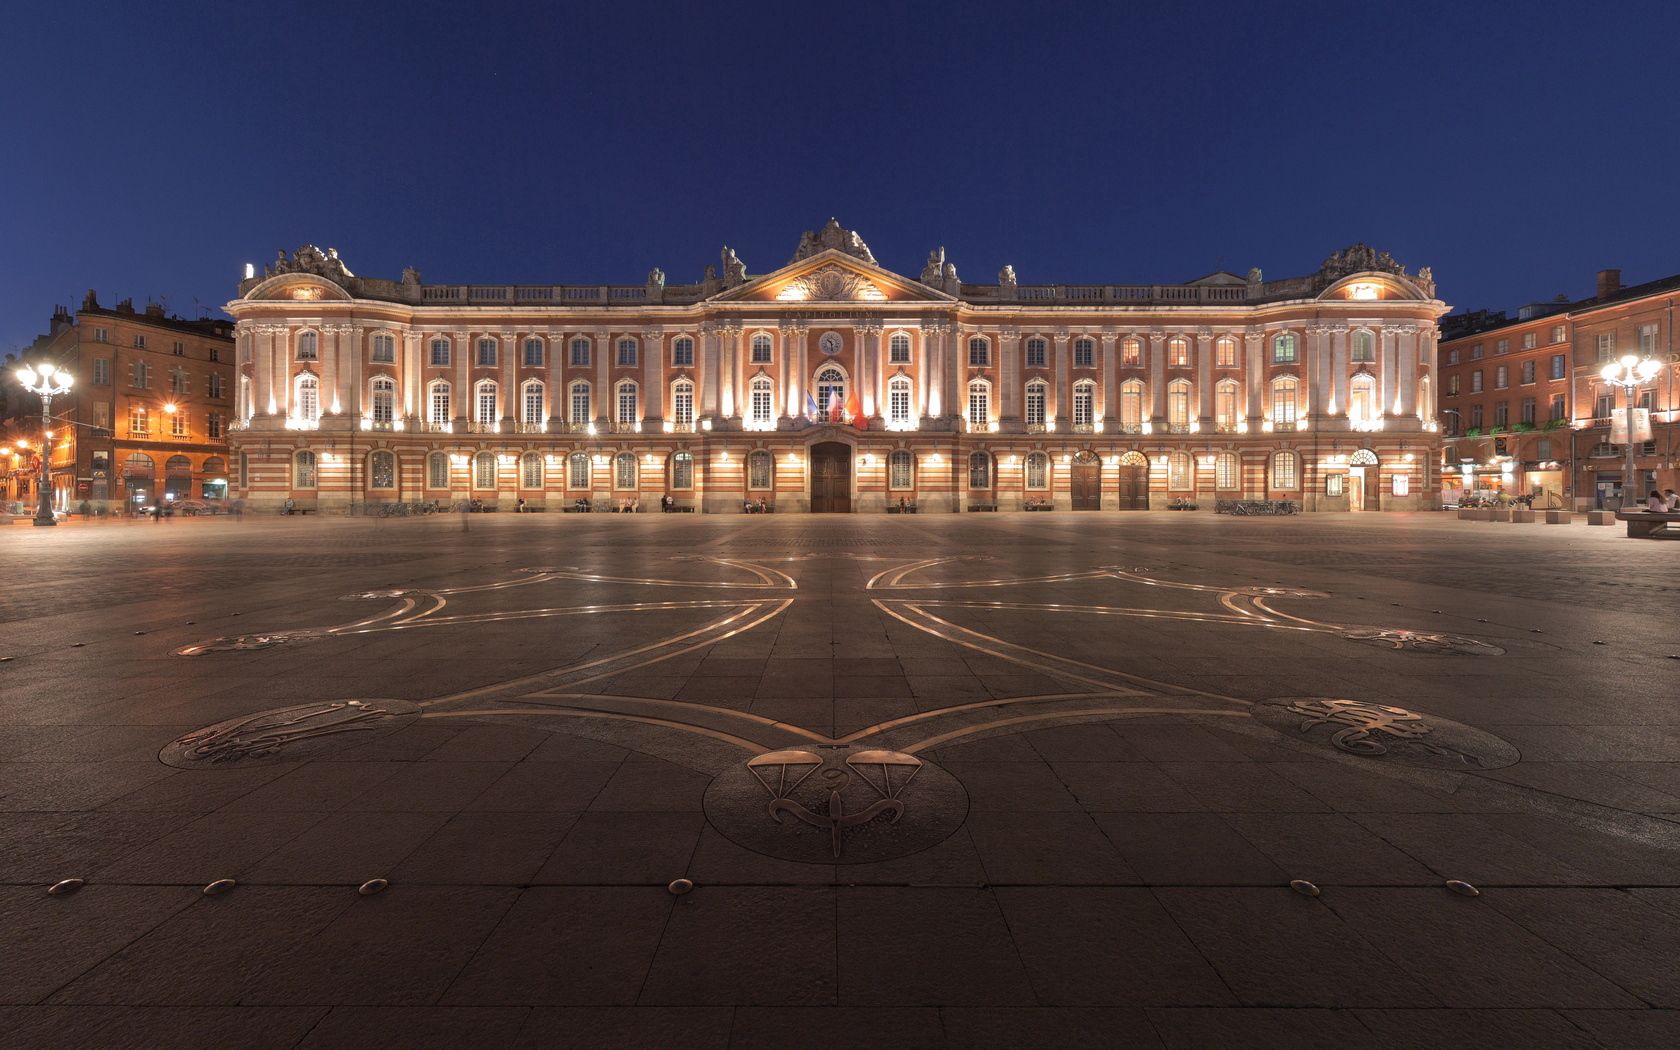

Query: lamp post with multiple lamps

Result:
[14,362,74,526]
[1599,353,1662,510]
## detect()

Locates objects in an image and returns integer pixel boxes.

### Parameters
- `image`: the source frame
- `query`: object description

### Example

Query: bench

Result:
[968,504,998,512]
[1614,510,1680,538]
[887,504,918,514]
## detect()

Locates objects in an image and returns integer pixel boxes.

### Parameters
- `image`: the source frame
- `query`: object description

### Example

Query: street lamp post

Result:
[1599,354,1662,509]
[14,363,74,527]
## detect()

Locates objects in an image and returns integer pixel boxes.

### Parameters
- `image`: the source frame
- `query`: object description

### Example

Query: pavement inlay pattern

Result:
[3,512,1678,1049]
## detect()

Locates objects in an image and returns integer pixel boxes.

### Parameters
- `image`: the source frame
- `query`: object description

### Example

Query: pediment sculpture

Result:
[787,264,887,302]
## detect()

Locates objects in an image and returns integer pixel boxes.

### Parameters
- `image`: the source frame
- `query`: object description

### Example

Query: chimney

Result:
[1596,269,1621,299]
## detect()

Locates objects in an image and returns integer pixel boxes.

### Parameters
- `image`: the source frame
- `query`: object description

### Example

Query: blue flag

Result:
[805,390,820,418]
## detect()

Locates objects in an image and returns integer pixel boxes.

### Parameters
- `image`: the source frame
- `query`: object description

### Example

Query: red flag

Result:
[845,387,866,430]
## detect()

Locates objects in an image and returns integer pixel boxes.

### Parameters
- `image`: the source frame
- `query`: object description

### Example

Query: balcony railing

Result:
[1072,422,1095,434]
[426,421,452,433]
[516,422,546,434]
[1025,422,1048,434]
[365,419,395,432]
[1115,422,1143,434]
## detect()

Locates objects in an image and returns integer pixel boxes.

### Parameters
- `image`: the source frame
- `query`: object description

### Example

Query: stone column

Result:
[500,331,517,426]
[595,329,611,426]
[253,324,274,417]
[793,320,809,420]
[1244,328,1264,426]
[998,327,1021,429]
[403,332,423,426]
[320,324,341,415]
[1100,330,1118,427]
[701,322,720,418]
[1148,330,1167,425]
[1331,325,1349,418]
[643,328,664,428]
[720,322,740,422]
[1397,324,1419,417]
[1307,323,1331,424]
[1380,324,1400,419]
[274,326,292,416]
[946,327,962,424]
[454,330,470,427]
[1195,328,1214,430]
[923,322,946,422]
[547,330,566,430]
[346,326,364,420]
[861,320,883,423]
[1053,329,1071,428]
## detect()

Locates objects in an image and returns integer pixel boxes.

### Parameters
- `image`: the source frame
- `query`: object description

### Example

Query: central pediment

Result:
[707,249,954,304]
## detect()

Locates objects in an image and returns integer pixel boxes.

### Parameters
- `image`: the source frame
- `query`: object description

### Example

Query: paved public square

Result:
[3,512,1678,1049]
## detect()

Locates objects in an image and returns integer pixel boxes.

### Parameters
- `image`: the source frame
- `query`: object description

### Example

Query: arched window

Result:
[748,449,773,490]
[294,450,317,488]
[750,333,773,363]
[1349,373,1377,426]
[815,366,846,417]
[570,381,591,424]
[1073,380,1095,427]
[202,456,226,475]
[1215,336,1237,368]
[520,451,543,489]
[1074,337,1095,368]
[1215,379,1239,430]
[968,450,992,490]
[967,379,991,430]
[369,450,396,490]
[672,336,695,367]
[1121,337,1142,367]
[428,381,451,427]
[427,451,449,489]
[1120,379,1145,432]
[616,381,639,426]
[370,377,395,425]
[1270,450,1298,489]
[670,451,694,490]
[1168,451,1192,490]
[1025,337,1048,368]
[1025,380,1047,427]
[888,449,914,490]
[968,336,990,367]
[474,381,498,427]
[1418,374,1433,421]
[1168,336,1190,367]
[296,330,318,360]
[1216,451,1240,490]
[1351,330,1376,363]
[1025,451,1049,490]
[522,381,545,428]
[748,375,774,428]
[295,373,320,424]
[672,379,695,429]
[887,375,913,427]
[1167,379,1192,431]
[567,452,591,489]
[473,451,497,489]
[1273,333,1299,364]
[613,451,637,490]
[889,332,911,363]
[1270,376,1299,425]
[124,452,155,477]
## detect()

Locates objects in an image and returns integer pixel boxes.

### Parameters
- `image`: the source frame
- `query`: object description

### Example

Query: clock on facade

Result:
[819,332,842,355]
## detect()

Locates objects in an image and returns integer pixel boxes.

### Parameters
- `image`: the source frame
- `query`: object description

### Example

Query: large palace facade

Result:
[224,221,1448,513]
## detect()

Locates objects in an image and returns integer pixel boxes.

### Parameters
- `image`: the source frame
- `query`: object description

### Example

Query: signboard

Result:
[1610,408,1653,444]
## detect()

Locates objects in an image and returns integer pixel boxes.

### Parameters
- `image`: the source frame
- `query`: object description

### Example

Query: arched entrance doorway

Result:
[1071,450,1102,510]
[1116,451,1149,510]
[810,441,852,513]
[1349,448,1378,511]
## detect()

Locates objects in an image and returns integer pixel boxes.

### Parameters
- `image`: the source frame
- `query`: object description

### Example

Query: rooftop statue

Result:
[1319,243,1407,280]
[789,217,877,265]
[265,244,355,283]
[920,247,946,285]
[721,246,747,287]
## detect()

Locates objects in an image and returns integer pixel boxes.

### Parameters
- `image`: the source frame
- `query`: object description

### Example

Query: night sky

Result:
[4,0,1677,351]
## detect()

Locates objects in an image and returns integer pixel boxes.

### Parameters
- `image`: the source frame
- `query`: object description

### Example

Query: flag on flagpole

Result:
[828,390,843,424]
[805,390,820,419]
[844,387,865,430]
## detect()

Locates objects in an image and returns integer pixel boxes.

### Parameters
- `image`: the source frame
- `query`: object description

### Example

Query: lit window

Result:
[967,379,990,428]
[1167,379,1192,430]
[1168,336,1189,367]
[751,334,772,364]
[1216,452,1239,490]
[369,451,395,489]
[1073,381,1094,427]
[1215,336,1237,368]
[1025,452,1049,490]
[427,452,449,488]
[889,333,911,364]
[1168,451,1192,490]
[567,452,590,489]
[670,451,693,490]
[1215,380,1239,430]
[1272,333,1298,363]
[474,452,496,489]
[888,449,914,490]
[294,450,317,488]
[748,449,773,490]
[1120,379,1144,431]
[297,331,318,360]
[888,376,912,426]
[672,380,694,428]
[1025,381,1047,427]
[1351,330,1375,363]
[968,337,990,367]
[749,376,774,427]
[614,451,637,490]
[295,374,321,423]
[1270,376,1298,425]
[1270,450,1298,489]
[521,452,543,489]
[1121,337,1141,367]
[968,451,991,489]
[1349,374,1376,425]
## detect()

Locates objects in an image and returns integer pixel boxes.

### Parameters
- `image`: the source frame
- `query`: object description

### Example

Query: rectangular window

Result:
[93,358,110,384]
[1522,332,1536,349]
[1121,340,1141,367]
[93,327,108,343]
[477,339,497,367]
[1596,333,1614,360]
[672,337,694,367]
[208,374,225,399]
[1595,394,1613,418]
[1494,402,1509,426]
[568,455,590,489]
[1551,394,1566,420]
[430,340,450,366]
[130,405,149,434]
[571,339,591,366]
[571,386,591,422]
[968,338,990,367]
[1073,339,1094,368]
[210,346,221,363]
[133,334,146,348]
[1550,354,1566,380]
[372,334,396,362]
[523,339,543,367]
[1391,473,1410,497]
[93,402,110,429]
[207,412,223,438]
[172,340,184,356]
[1470,405,1483,428]
[889,334,911,364]
[1447,374,1460,396]
[1025,385,1045,427]
[133,362,150,388]
[171,412,188,437]
[888,383,910,424]
[1025,339,1046,368]
[617,339,638,367]
[1215,338,1236,368]
[1494,365,1508,389]
[1470,344,1483,359]
[1495,339,1509,355]
[170,370,188,394]
[1446,349,1459,365]
[1640,324,1659,355]
[1272,334,1297,363]
[1521,398,1536,425]
[749,337,771,364]
[1470,370,1483,393]
[1520,360,1535,385]
[1551,324,1566,344]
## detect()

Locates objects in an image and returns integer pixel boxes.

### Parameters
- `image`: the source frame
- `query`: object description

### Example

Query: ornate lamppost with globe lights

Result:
[1599,353,1662,509]
[14,362,74,526]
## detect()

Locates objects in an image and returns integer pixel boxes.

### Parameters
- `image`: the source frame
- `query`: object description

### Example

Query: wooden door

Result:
[1116,465,1148,510]
[810,442,852,513]
[1071,453,1102,510]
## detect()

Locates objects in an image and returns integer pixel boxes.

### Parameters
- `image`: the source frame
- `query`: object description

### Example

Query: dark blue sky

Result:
[4,0,1676,350]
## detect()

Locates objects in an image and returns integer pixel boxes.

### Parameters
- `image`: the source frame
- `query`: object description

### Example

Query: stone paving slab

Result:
[2,513,1679,1046]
